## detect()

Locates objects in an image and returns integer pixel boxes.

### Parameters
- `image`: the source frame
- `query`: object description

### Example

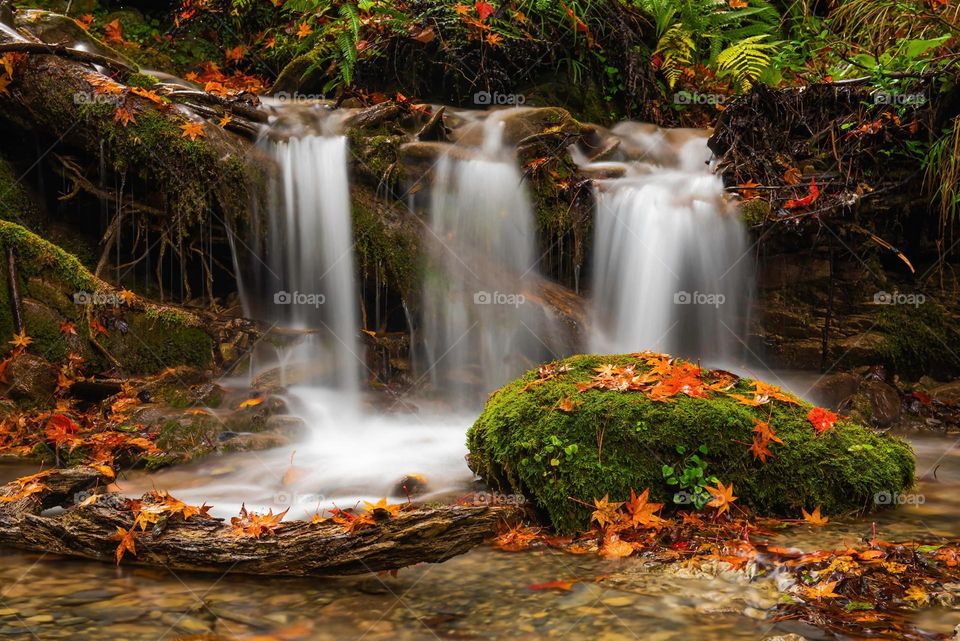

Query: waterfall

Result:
[587,126,751,365]
[420,113,558,404]
[250,134,359,390]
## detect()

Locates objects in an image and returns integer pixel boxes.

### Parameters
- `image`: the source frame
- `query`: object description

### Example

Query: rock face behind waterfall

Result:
[467,353,915,533]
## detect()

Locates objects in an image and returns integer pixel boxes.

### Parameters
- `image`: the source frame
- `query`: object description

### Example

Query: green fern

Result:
[656,25,695,89]
[716,34,777,91]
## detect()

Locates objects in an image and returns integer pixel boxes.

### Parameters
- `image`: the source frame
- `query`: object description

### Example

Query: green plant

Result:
[660,444,719,509]
[924,117,960,240]
[634,0,781,91]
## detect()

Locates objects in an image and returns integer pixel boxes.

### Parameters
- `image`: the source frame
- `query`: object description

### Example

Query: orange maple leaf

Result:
[591,494,624,530]
[9,329,31,352]
[706,481,737,516]
[802,579,842,600]
[114,526,137,564]
[114,106,136,127]
[103,19,124,44]
[802,506,829,526]
[180,122,205,141]
[297,22,313,39]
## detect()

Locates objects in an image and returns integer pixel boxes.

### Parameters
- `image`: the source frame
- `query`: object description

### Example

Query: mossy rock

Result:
[467,353,916,533]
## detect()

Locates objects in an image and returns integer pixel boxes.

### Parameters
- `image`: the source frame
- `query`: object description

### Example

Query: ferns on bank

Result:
[634,0,782,93]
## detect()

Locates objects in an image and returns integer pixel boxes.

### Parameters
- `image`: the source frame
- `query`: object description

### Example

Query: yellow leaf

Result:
[802,506,829,526]
[180,122,205,141]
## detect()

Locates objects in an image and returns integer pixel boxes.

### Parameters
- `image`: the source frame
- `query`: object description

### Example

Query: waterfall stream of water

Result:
[420,114,560,404]
[583,125,751,366]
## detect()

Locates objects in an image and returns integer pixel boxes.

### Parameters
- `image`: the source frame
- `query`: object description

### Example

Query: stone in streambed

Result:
[467,353,916,533]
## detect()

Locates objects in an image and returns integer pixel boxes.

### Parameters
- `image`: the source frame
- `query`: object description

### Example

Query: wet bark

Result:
[0,467,513,577]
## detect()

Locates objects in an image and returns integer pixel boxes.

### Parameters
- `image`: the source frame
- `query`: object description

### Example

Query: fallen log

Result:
[0,467,514,576]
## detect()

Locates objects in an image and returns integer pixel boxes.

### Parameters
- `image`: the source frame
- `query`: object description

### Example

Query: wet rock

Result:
[220,432,290,451]
[3,353,58,403]
[393,474,430,497]
[835,331,888,363]
[810,372,862,409]
[856,380,902,427]
[264,415,309,440]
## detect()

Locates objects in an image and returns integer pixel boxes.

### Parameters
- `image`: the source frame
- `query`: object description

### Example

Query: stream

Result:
[1,432,958,640]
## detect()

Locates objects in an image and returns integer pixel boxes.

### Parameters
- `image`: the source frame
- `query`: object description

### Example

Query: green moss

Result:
[0,221,99,293]
[0,158,38,228]
[876,300,960,376]
[125,72,160,88]
[351,186,420,297]
[467,353,916,533]
[740,199,770,227]
[105,313,212,374]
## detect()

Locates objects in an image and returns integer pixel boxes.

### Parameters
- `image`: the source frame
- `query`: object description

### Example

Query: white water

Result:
[136,114,751,516]
[586,125,751,365]
[250,134,360,390]
[421,113,560,404]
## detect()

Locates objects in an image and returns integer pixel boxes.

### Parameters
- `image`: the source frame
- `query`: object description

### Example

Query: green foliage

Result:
[635,0,781,92]
[924,117,960,239]
[468,354,915,533]
[660,444,718,509]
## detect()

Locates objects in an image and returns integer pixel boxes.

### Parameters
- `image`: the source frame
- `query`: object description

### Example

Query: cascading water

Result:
[585,124,751,364]
[421,112,561,404]
[249,133,359,390]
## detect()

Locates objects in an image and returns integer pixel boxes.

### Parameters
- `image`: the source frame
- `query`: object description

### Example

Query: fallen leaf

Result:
[528,579,575,591]
[802,579,842,600]
[802,506,829,526]
[807,407,837,435]
[180,122,205,141]
[706,481,737,516]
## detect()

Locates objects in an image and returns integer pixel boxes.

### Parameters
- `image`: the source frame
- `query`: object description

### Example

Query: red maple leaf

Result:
[475,1,495,21]
[784,177,820,210]
[807,407,838,435]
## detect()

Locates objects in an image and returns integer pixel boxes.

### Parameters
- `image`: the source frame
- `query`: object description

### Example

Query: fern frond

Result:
[716,34,777,91]
[656,25,696,89]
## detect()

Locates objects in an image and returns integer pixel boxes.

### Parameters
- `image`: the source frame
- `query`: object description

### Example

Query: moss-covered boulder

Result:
[467,354,916,533]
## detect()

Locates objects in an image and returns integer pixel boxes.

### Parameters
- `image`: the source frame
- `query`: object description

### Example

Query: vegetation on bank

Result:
[468,353,915,533]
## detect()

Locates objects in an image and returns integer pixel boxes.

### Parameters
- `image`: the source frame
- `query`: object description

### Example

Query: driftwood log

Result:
[0,467,514,576]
